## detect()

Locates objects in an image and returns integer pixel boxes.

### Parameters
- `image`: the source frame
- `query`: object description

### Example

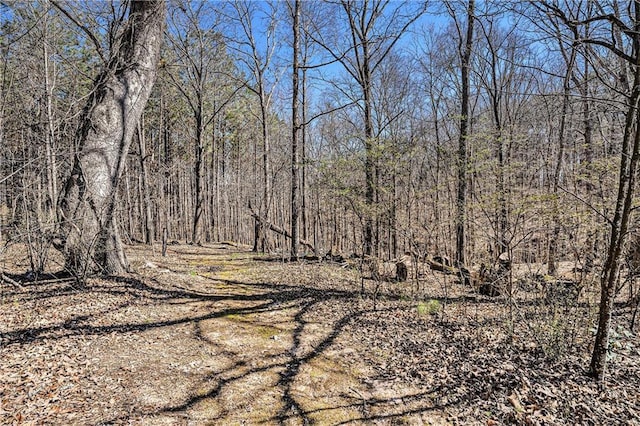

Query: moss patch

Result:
[222,314,282,339]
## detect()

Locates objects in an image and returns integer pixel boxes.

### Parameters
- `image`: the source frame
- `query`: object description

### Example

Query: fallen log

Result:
[248,208,315,253]
[428,259,456,274]
[428,258,471,286]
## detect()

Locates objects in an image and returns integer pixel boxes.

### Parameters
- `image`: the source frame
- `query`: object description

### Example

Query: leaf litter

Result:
[0,243,638,425]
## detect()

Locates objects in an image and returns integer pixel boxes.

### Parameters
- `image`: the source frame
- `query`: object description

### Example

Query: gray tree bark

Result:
[54,0,165,275]
[42,6,58,223]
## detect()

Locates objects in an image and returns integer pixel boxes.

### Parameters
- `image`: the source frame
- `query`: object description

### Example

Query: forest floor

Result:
[1,242,639,425]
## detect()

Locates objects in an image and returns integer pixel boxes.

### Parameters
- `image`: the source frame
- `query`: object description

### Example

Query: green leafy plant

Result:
[417,299,441,316]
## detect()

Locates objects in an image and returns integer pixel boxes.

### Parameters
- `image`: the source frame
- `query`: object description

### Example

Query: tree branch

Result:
[50,1,107,63]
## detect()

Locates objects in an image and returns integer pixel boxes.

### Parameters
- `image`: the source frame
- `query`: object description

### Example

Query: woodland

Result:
[1,0,640,424]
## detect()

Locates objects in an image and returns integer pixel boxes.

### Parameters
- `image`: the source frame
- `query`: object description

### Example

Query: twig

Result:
[558,185,612,224]
[50,1,107,63]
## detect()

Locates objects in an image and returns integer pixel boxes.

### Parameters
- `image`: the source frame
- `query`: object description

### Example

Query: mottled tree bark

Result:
[54,0,165,275]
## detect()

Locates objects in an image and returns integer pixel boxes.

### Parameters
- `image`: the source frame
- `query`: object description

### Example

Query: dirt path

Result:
[1,244,448,425]
[1,243,639,425]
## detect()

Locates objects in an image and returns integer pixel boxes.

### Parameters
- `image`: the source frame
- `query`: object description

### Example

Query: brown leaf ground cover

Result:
[1,243,639,425]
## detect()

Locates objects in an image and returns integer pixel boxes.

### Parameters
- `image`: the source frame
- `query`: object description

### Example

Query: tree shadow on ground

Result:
[1,275,329,346]
[1,262,553,424]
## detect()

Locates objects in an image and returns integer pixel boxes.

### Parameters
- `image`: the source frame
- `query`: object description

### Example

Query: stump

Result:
[396,261,408,282]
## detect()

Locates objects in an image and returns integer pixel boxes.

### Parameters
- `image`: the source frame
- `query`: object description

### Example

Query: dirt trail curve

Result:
[2,243,639,425]
[0,243,450,425]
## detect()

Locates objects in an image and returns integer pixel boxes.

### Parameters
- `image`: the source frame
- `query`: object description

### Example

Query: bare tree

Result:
[309,0,426,256]
[165,1,238,245]
[290,0,301,259]
[540,0,640,384]
[54,0,165,275]
[136,116,154,244]
[226,0,280,253]
[447,0,475,266]
[41,2,58,223]
[547,12,578,276]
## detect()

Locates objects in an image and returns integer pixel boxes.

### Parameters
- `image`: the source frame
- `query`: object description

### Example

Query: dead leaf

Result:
[508,392,524,413]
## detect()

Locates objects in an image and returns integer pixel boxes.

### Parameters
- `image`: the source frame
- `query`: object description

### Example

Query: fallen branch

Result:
[248,207,315,253]
[1,272,25,289]
[428,259,472,287]
[427,259,457,274]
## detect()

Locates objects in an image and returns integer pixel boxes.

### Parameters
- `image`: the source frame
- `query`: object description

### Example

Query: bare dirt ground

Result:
[1,242,639,425]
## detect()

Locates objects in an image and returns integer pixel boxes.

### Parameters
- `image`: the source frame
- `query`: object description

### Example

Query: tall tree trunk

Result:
[485,37,507,256]
[547,90,570,276]
[54,0,165,275]
[253,123,259,252]
[301,67,308,242]
[362,37,375,257]
[161,92,171,240]
[455,0,474,266]
[42,8,58,223]
[548,31,577,276]
[391,172,398,259]
[212,117,220,242]
[590,60,640,383]
[192,107,204,245]
[137,116,154,245]
[290,0,301,260]
[260,93,271,252]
